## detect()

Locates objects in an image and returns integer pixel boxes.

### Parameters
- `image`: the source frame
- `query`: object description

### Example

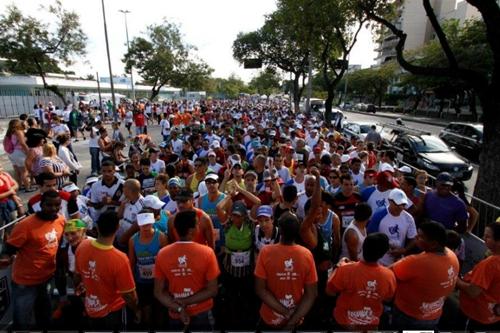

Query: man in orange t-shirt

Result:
[255,212,318,330]
[391,221,459,329]
[327,233,396,330]
[457,222,500,329]
[154,210,220,330]
[75,210,139,330]
[0,190,65,330]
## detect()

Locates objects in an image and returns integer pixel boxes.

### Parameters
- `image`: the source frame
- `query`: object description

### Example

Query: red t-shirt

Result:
[75,239,136,318]
[392,248,459,320]
[254,243,318,327]
[134,113,145,127]
[8,214,65,285]
[0,172,15,203]
[460,255,500,324]
[327,261,396,328]
[154,241,220,318]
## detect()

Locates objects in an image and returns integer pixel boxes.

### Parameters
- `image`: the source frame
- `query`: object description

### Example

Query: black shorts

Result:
[126,123,132,130]
[136,283,155,306]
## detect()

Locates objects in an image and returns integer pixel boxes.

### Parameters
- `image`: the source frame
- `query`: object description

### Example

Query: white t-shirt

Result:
[125,111,134,124]
[118,196,145,239]
[366,188,391,214]
[340,222,366,260]
[160,119,170,136]
[172,138,183,155]
[151,159,166,174]
[52,124,70,142]
[296,192,311,220]
[351,170,364,186]
[378,209,417,266]
[88,127,100,148]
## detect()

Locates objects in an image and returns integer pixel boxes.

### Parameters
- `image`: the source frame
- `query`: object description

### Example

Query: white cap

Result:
[341,154,351,163]
[210,141,220,149]
[137,213,155,226]
[204,173,219,182]
[398,165,412,174]
[380,163,395,173]
[62,183,79,193]
[208,150,216,157]
[269,130,276,136]
[388,188,408,206]
[143,195,165,210]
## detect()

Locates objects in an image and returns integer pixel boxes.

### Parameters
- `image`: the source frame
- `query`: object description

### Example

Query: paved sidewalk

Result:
[346,110,453,127]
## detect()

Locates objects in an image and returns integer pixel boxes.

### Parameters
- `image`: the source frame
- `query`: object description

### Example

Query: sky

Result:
[0,0,377,83]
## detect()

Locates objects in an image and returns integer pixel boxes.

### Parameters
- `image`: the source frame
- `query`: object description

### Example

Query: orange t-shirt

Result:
[75,239,136,318]
[460,255,500,324]
[327,261,396,328]
[154,241,220,318]
[392,248,459,320]
[8,214,65,285]
[254,243,318,327]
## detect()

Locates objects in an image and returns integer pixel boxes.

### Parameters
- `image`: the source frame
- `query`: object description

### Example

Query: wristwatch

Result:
[176,306,183,313]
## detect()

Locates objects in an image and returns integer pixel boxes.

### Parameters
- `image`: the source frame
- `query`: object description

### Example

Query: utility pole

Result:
[101,0,117,121]
[96,72,103,112]
[119,9,136,101]
[305,54,313,113]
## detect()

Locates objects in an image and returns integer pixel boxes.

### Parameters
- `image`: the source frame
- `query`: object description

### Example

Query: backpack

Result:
[3,135,15,154]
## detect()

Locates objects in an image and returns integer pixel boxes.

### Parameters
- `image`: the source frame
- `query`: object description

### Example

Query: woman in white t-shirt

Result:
[159,113,170,141]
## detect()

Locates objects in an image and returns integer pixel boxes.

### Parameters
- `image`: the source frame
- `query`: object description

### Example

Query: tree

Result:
[248,68,282,96]
[123,21,195,101]
[210,75,252,99]
[359,0,500,208]
[347,61,397,107]
[233,9,309,112]
[172,60,213,92]
[0,1,87,105]
[399,19,493,119]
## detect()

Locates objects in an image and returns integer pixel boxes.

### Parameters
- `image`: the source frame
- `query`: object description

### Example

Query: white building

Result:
[375,0,481,65]
[0,73,181,117]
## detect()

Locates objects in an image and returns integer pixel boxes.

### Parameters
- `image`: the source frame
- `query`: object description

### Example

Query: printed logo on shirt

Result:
[174,287,194,299]
[419,296,445,317]
[284,258,294,271]
[347,307,375,325]
[376,199,386,208]
[84,260,99,281]
[388,225,400,239]
[44,228,58,248]
[85,294,107,313]
[178,255,187,268]
[357,280,380,299]
[440,266,458,289]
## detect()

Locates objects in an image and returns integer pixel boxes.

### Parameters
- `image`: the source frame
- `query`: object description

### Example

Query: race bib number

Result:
[139,264,155,279]
[231,251,251,268]
[297,153,304,161]
[342,213,355,228]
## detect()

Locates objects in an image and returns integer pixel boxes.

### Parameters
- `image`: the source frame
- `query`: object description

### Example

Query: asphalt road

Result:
[343,111,479,192]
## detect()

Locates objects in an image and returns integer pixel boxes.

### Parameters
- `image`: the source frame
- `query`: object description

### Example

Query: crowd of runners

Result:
[0,98,499,331]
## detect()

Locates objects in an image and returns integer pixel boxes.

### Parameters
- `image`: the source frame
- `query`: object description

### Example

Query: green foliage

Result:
[248,68,282,96]
[123,21,212,100]
[0,1,87,103]
[346,61,398,106]
[207,75,253,99]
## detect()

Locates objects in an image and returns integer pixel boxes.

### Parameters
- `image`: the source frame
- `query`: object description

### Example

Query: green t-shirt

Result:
[224,222,252,252]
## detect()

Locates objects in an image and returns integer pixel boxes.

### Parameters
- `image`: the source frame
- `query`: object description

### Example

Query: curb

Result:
[345,110,449,127]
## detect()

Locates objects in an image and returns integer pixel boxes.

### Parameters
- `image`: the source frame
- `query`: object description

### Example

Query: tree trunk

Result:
[469,90,478,122]
[324,88,335,123]
[293,73,301,113]
[34,60,67,106]
[150,87,160,101]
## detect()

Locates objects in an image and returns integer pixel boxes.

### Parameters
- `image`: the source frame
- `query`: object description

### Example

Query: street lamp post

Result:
[100,0,117,121]
[119,9,136,101]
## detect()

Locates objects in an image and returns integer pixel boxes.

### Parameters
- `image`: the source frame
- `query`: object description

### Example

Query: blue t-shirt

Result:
[423,191,468,229]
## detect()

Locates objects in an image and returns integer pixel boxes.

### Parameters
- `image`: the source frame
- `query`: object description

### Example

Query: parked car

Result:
[439,122,483,160]
[343,121,380,141]
[355,103,367,111]
[385,131,474,181]
[366,104,376,113]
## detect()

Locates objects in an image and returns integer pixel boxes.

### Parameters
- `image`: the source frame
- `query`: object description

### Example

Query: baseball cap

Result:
[176,188,194,201]
[389,188,408,206]
[149,147,159,154]
[168,177,182,188]
[398,166,412,174]
[341,154,351,163]
[159,141,168,148]
[137,213,155,226]
[379,163,395,173]
[85,176,99,186]
[143,195,166,210]
[245,170,257,179]
[436,172,454,186]
[377,171,399,189]
[229,154,242,168]
[257,205,273,218]
[208,150,216,157]
[263,170,272,181]
[231,201,247,216]
[210,141,220,149]
[62,183,79,193]
[204,173,219,182]
[64,219,87,232]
